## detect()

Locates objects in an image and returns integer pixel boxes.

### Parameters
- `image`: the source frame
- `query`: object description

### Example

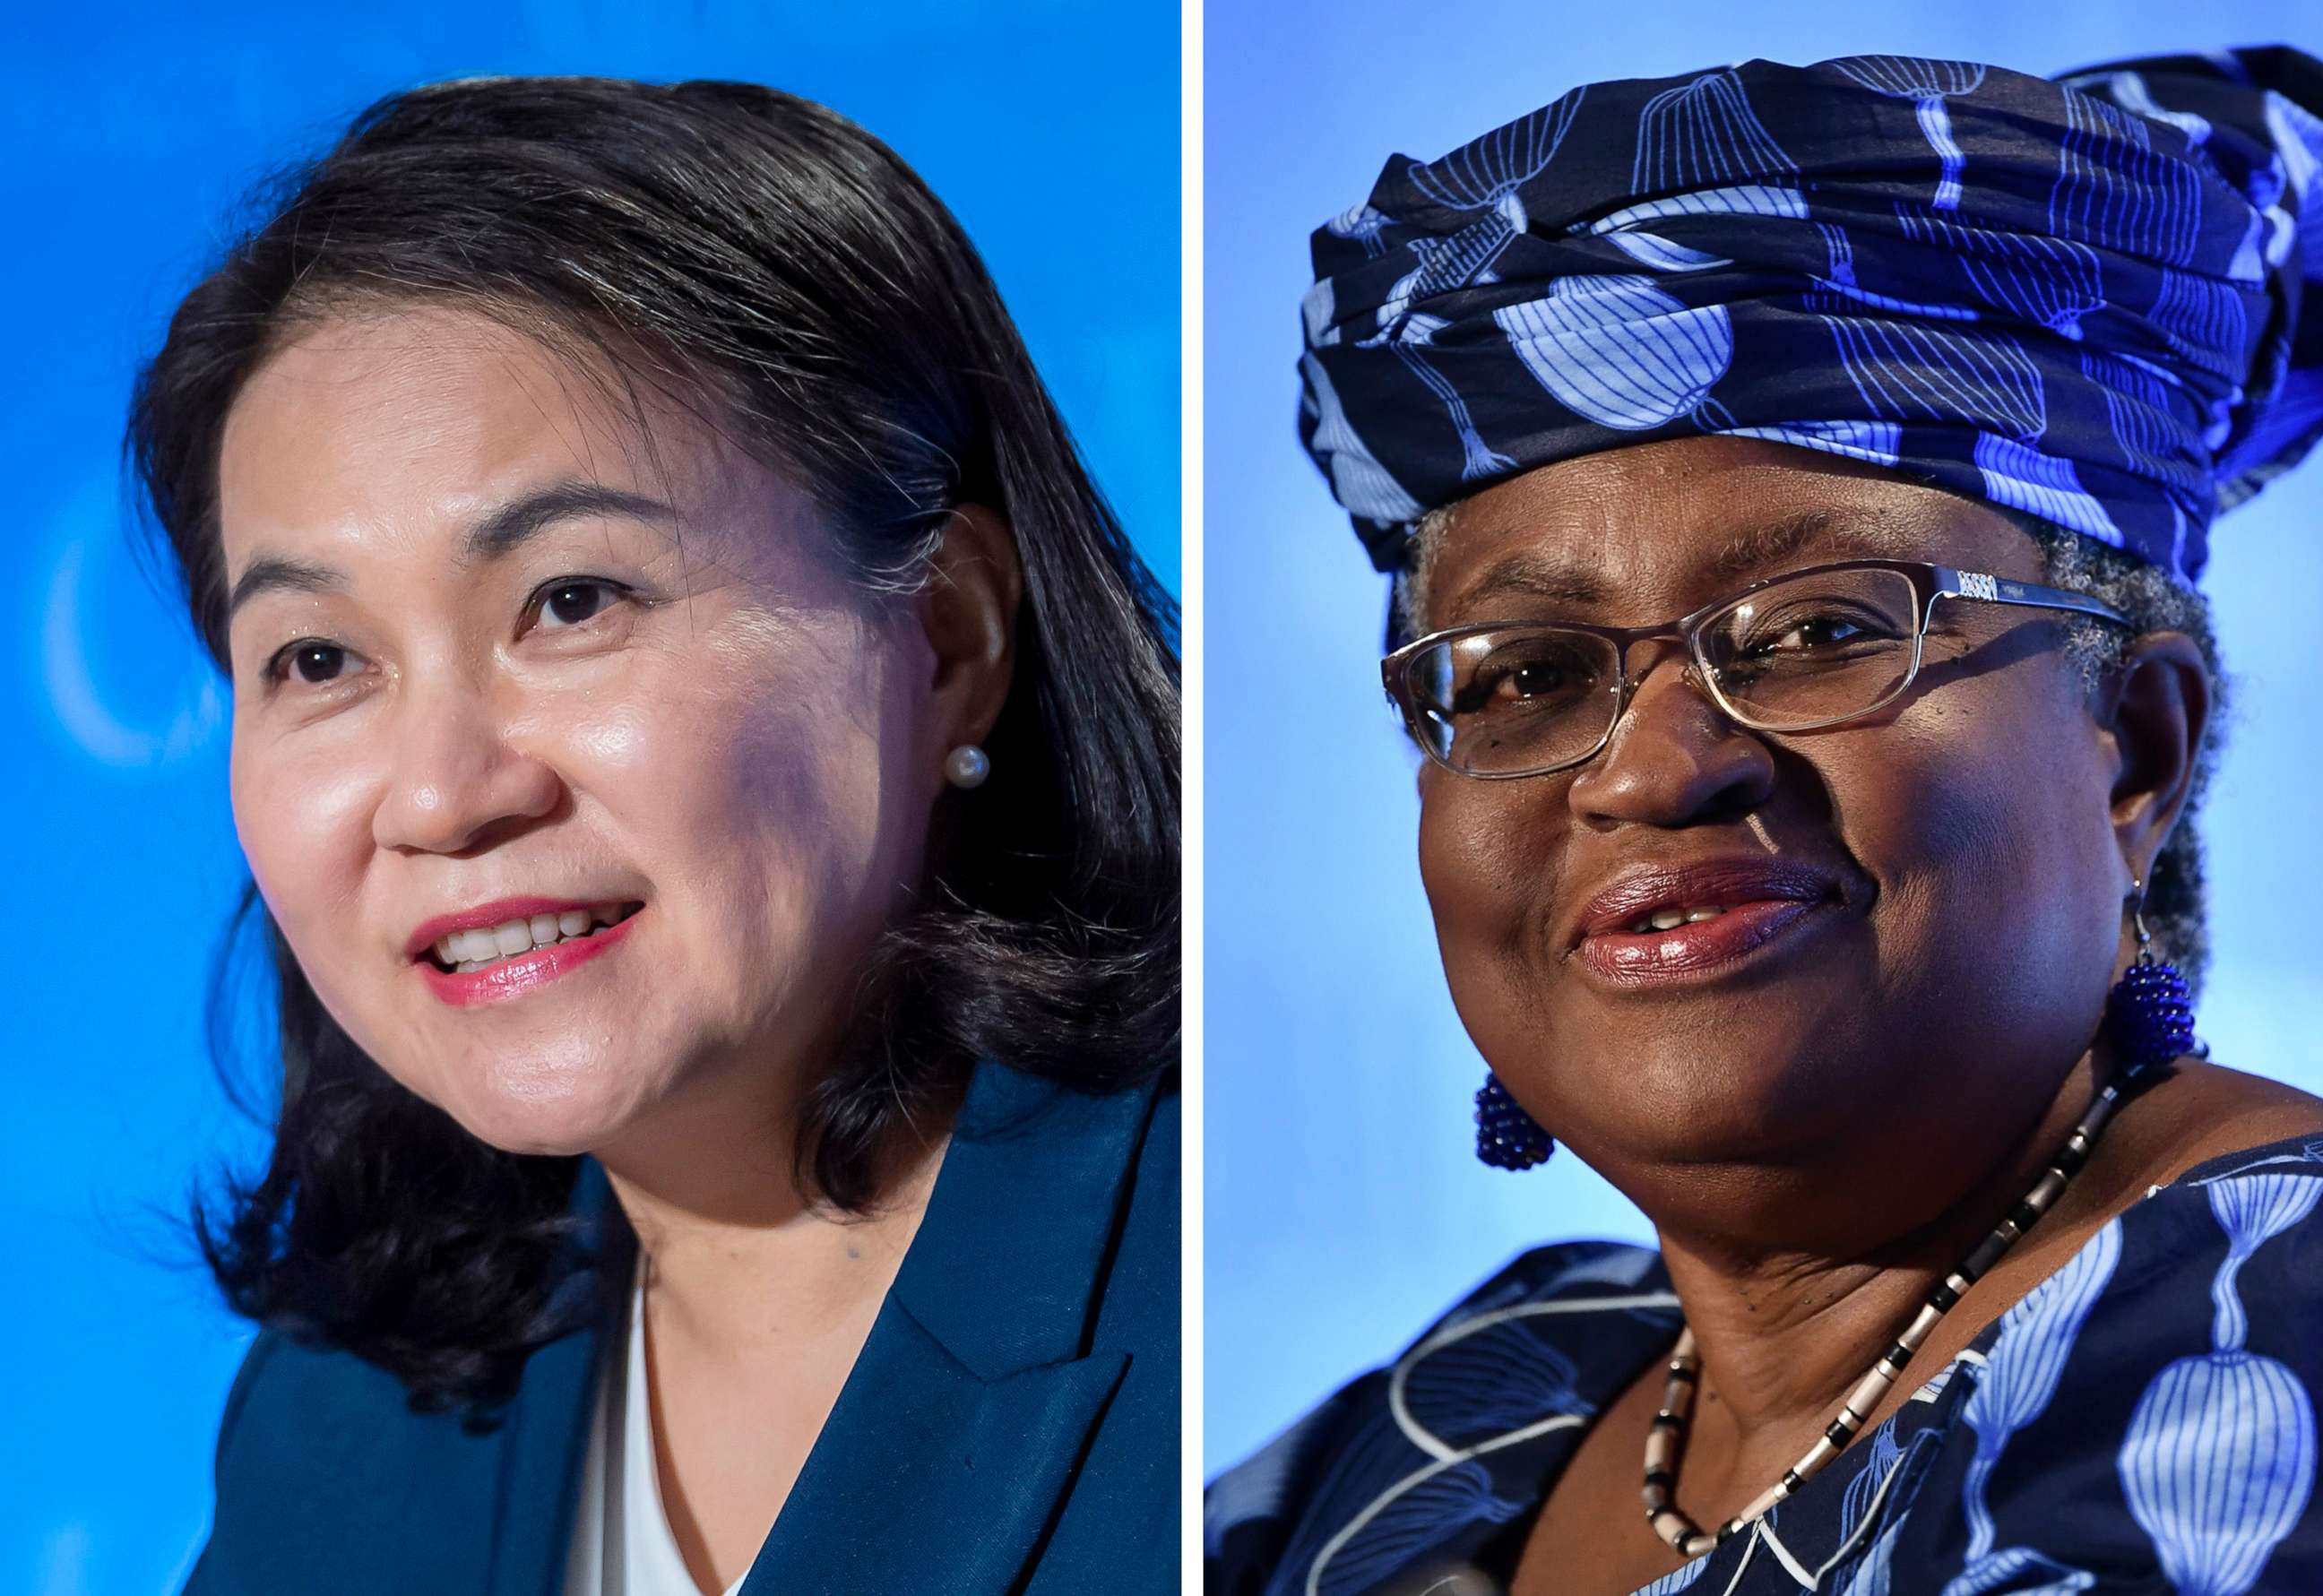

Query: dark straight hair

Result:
[128,75,1179,1419]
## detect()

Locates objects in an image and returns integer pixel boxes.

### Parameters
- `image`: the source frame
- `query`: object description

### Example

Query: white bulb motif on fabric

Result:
[1827,57,1988,211]
[2120,1175,2321,1596]
[1894,207,2106,344]
[1939,1218,2120,1596]
[1359,89,1591,481]
[2050,87,2205,268]
[1495,275,1733,432]
[1632,69,1801,191]
[1298,352,1425,527]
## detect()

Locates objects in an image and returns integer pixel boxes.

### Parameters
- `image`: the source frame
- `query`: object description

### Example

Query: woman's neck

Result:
[1637,1048,2112,1468]
[597,1079,958,1362]
[1632,1054,2320,1498]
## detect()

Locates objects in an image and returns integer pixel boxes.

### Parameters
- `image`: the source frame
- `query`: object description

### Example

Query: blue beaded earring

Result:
[1476,1072,1554,1169]
[2104,876,2198,1080]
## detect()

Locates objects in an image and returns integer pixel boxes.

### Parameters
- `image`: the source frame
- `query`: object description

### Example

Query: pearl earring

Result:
[944,744,991,789]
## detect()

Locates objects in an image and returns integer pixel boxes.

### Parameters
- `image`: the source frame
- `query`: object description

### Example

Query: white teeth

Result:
[1629,905,1727,934]
[428,902,637,971]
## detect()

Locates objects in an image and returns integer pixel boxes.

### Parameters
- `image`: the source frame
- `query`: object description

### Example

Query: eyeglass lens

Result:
[1403,566,1922,774]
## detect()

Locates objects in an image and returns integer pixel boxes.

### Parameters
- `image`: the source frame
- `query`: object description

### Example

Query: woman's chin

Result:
[429,1055,651,1158]
[1543,1042,1869,1165]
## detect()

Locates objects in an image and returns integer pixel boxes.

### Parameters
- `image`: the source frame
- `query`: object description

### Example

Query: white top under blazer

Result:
[561,1268,749,1596]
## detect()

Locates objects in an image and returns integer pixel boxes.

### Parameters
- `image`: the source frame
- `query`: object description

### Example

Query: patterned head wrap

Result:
[1298,47,2323,591]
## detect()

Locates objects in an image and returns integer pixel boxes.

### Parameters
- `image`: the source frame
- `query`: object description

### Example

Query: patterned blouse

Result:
[1206,1133,2323,1596]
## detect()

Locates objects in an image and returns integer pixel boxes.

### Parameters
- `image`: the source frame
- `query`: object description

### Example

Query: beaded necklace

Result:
[1639,898,2192,1557]
[1639,1059,2158,1558]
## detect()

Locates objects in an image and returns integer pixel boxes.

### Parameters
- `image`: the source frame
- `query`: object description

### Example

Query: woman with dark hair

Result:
[136,74,1178,1596]
[1209,46,2323,1596]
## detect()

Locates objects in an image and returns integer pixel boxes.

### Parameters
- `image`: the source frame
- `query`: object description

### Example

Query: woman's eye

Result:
[1459,666,1559,707]
[1751,612,1876,655]
[1500,661,1566,698]
[268,641,357,689]
[1783,616,1865,649]
[528,578,628,633]
[1452,649,1596,713]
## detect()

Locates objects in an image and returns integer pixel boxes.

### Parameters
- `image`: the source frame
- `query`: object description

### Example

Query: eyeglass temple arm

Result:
[1930,566,2132,626]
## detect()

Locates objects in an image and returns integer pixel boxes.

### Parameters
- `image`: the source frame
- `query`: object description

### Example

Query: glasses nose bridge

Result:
[1608,620,1710,714]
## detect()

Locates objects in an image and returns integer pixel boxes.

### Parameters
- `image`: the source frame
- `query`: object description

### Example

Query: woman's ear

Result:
[917,503,1023,755]
[2103,631,2211,882]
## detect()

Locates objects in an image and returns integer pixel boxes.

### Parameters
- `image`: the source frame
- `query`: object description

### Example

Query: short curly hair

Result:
[1390,500,2225,992]
[1999,510,2226,995]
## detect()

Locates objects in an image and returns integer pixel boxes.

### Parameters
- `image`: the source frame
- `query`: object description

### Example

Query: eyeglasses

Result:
[1381,558,2134,780]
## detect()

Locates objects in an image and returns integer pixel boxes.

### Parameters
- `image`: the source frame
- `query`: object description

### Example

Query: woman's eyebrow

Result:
[1708,507,1904,574]
[459,481,680,563]
[224,481,679,624]
[1451,554,1603,616]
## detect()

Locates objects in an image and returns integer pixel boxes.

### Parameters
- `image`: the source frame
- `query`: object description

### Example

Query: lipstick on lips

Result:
[406,896,644,1009]
[1572,858,1841,988]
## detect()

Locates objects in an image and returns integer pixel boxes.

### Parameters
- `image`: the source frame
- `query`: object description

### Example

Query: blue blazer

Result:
[180,1061,1179,1594]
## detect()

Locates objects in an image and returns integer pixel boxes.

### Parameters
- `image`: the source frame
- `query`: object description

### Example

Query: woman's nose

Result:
[1567,639,1776,829]
[371,682,561,856]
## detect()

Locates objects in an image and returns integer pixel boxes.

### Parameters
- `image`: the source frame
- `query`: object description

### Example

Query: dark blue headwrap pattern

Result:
[1299,47,2323,586]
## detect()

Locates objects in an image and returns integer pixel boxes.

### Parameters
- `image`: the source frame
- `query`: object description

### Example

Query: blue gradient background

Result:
[4,4,1178,1592]
[1205,2,2323,1473]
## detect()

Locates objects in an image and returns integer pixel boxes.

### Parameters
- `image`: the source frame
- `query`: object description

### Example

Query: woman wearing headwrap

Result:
[1209,46,2323,1596]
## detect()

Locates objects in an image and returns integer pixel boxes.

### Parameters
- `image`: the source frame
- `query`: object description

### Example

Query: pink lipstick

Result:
[415,905,643,1008]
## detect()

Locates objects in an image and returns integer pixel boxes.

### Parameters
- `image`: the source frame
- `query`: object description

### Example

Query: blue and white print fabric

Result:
[1297,47,2323,587]
[1205,1134,2323,1595]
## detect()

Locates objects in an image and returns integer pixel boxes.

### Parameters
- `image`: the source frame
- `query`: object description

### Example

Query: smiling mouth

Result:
[1576,895,1839,987]
[422,902,644,973]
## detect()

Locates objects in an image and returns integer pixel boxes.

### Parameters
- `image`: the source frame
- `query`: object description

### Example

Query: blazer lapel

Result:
[738,1062,1161,1596]
[487,1155,634,1596]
